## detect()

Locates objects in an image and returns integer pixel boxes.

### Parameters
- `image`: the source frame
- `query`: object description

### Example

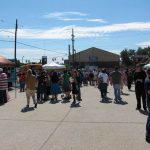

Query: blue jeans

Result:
[146,94,150,111]
[113,84,121,100]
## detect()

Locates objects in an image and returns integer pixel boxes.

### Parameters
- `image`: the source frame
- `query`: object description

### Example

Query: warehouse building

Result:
[67,47,120,68]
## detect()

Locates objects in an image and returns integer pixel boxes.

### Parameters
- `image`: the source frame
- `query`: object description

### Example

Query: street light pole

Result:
[71,28,75,67]
[14,19,18,98]
[22,56,24,63]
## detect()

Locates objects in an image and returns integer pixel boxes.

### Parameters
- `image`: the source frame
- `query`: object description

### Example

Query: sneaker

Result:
[136,107,141,110]
[78,97,82,101]
[72,100,76,104]
[114,99,118,102]
[34,103,37,108]
[118,98,122,101]
[26,105,29,108]
[146,137,150,143]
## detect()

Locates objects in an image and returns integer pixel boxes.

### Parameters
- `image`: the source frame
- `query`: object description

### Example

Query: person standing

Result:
[134,64,147,111]
[126,68,133,90]
[144,68,150,111]
[120,69,127,94]
[70,70,82,104]
[18,71,26,92]
[62,70,71,100]
[0,68,8,104]
[93,69,98,86]
[144,69,150,143]
[89,71,94,86]
[50,71,61,101]
[110,67,122,102]
[98,69,109,100]
[37,70,47,102]
[25,69,38,108]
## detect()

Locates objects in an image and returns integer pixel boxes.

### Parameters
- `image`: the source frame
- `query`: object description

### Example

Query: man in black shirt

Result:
[134,64,147,111]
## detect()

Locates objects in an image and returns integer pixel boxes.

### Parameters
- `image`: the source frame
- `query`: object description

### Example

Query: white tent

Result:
[42,62,65,70]
[144,63,150,68]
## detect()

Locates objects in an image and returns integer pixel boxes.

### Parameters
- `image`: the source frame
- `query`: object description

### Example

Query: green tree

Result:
[120,48,135,66]
[137,46,150,55]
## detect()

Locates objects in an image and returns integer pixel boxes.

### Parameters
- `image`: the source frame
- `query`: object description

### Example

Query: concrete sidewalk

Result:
[0,85,149,150]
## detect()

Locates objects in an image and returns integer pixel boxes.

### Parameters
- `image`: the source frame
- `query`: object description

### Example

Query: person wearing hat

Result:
[0,68,8,104]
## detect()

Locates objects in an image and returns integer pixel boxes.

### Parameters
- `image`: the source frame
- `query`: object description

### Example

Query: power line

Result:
[1,39,149,53]
[17,41,67,55]
[0,39,13,43]
[0,30,14,34]
[0,39,67,55]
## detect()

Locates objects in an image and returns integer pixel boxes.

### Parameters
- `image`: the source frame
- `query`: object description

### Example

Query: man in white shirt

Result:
[98,69,109,99]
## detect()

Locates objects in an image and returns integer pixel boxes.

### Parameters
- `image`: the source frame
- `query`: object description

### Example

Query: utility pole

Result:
[14,19,18,98]
[22,56,24,63]
[74,49,76,67]
[68,44,71,66]
[71,28,75,67]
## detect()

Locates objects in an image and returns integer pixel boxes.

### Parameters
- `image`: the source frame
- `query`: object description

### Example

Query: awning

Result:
[0,55,15,66]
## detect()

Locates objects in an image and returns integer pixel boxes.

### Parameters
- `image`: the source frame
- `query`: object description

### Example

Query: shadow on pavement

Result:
[129,89,135,92]
[139,109,149,116]
[70,102,81,108]
[121,92,130,96]
[8,87,15,91]
[21,107,35,113]
[0,103,5,106]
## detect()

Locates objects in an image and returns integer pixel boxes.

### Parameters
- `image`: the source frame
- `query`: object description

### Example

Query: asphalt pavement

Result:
[0,84,149,150]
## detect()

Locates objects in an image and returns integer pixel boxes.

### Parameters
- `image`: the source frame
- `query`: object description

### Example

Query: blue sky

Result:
[0,0,150,63]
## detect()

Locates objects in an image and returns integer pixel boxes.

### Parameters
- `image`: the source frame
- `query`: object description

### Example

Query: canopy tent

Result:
[144,63,150,69]
[0,55,15,66]
[42,62,65,70]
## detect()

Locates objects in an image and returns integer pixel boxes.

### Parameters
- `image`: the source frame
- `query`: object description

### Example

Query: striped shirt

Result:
[0,73,8,90]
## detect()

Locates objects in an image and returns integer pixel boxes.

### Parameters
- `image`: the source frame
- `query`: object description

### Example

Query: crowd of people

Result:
[0,64,150,113]
[18,68,83,108]
[1,64,150,143]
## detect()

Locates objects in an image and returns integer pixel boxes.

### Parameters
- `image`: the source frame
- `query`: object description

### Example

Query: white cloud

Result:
[43,11,87,21]
[110,50,121,55]
[43,11,107,23]
[1,22,150,40]
[136,41,150,47]
[44,11,87,19]
[59,18,83,21]
[87,19,107,23]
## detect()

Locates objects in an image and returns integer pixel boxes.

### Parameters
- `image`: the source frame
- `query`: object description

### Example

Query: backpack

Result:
[146,112,150,143]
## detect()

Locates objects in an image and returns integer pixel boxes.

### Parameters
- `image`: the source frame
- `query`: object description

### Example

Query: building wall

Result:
[74,61,119,68]
[70,47,119,61]
[68,47,120,68]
